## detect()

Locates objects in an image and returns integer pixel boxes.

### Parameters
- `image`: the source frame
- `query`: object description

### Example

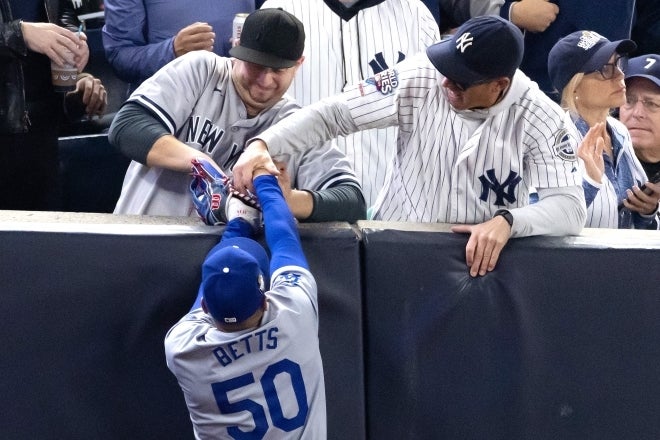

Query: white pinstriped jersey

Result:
[259,0,440,209]
[571,115,650,229]
[113,51,359,217]
[164,265,326,439]
[258,52,582,229]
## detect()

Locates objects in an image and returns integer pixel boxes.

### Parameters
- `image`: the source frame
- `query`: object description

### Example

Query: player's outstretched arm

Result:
[253,171,308,271]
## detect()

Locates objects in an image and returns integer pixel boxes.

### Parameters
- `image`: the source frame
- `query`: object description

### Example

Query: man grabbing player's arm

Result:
[110,101,365,223]
[109,101,218,173]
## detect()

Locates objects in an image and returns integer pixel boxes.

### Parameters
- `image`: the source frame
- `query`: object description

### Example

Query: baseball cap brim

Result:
[625,73,660,88]
[625,55,660,88]
[427,39,485,86]
[230,45,298,69]
[582,39,637,73]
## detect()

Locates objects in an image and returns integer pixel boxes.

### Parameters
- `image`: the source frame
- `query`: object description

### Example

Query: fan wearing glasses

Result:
[620,54,660,198]
[548,31,659,229]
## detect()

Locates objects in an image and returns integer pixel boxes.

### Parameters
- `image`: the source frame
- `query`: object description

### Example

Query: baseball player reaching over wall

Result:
[233,15,588,277]
[258,0,440,211]
[109,8,365,224]
[165,166,326,439]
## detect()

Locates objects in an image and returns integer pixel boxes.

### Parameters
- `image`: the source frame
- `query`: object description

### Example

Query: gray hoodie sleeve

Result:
[510,185,587,237]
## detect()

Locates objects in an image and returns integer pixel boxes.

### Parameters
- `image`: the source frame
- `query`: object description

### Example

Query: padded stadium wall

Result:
[1,213,659,440]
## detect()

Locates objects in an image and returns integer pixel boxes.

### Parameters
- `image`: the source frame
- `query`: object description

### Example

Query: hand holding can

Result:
[232,13,249,47]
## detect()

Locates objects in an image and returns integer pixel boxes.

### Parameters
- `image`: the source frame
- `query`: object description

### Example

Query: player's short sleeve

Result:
[269,266,319,319]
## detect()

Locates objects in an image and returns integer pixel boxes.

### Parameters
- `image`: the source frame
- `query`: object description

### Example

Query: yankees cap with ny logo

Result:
[426,15,524,88]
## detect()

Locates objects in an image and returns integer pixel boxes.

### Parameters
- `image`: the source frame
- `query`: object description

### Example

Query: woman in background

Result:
[548,30,660,229]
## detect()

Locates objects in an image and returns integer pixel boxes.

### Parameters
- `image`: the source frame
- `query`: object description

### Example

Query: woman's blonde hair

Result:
[559,73,585,116]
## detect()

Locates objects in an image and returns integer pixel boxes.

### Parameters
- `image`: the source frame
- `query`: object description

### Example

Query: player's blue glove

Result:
[190,157,262,231]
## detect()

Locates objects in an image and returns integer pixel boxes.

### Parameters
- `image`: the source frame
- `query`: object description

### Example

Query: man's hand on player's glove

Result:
[189,157,262,230]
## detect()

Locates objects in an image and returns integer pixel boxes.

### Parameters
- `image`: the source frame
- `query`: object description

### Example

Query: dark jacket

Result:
[0,0,80,134]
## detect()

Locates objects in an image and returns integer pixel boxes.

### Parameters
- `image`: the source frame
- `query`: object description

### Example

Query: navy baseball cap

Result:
[200,237,270,324]
[548,30,636,93]
[427,15,524,87]
[625,54,660,88]
[229,8,305,69]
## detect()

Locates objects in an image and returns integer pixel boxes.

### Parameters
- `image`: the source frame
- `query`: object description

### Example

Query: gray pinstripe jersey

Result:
[165,266,326,439]
[259,0,440,209]
[113,51,359,217]
[258,52,582,229]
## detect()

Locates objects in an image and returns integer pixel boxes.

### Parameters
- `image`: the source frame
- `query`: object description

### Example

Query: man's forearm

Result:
[285,185,366,223]
[285,190,314,221]
[510,185,587,237]
[257,98,359,157]
[305,185,366,223]
[109,101,207,172]
[109,102,169,164]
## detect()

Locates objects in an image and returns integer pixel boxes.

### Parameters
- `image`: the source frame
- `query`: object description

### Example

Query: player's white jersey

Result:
[258,52,582,227]
[113,51,358,217]
[165,265,326,440]
[571,116,649,229]
[260,0,440,209]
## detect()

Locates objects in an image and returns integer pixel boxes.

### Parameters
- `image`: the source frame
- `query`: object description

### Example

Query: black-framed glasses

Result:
[623,95,660,113]
[591,56,628,80]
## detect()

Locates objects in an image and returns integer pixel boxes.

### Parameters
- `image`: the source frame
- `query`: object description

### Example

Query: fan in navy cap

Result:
[427,15,524,92]
[546,31,659,230]
[548,30,636,99]
[624,54,660,88]
[422,14,525,111]
[620,54,660,207]
[165,170,327,438]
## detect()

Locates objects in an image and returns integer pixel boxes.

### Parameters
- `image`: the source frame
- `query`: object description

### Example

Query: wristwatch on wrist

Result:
[494,209,513,227]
